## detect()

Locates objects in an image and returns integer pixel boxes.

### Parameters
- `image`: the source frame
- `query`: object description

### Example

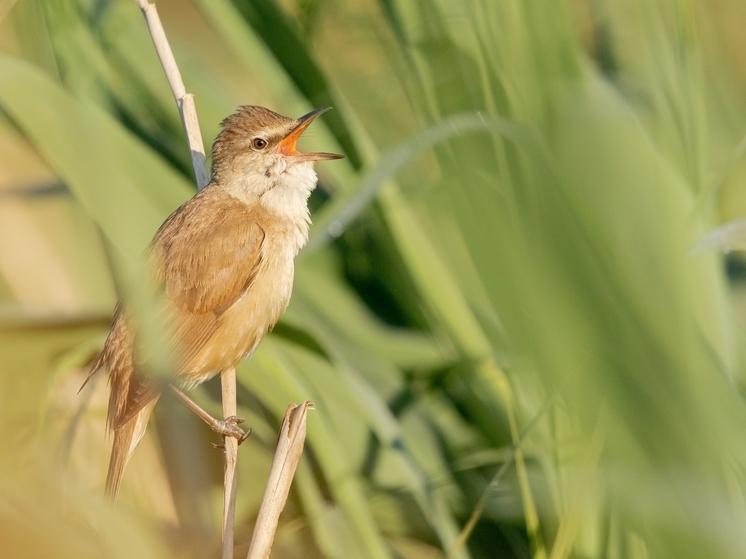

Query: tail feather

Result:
[105,399,158,498]
[78,349,106,394]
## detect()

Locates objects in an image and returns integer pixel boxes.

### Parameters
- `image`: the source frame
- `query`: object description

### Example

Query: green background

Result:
[2,0,746,558]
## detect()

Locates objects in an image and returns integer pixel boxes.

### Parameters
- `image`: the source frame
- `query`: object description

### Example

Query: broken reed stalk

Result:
[247,402,313,559]
[132,0,238,554]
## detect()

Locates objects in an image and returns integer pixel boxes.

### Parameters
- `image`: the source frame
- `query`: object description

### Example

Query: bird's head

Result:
[210,105,343,197]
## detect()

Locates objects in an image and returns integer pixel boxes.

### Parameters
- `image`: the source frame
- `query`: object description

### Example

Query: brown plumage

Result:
[85,106,342,498]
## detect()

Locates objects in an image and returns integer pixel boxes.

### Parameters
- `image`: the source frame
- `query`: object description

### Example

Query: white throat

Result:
[223,160,317,255]
[259,161,317,223]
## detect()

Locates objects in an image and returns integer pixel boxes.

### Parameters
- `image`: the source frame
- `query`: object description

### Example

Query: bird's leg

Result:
[169,385,251,444]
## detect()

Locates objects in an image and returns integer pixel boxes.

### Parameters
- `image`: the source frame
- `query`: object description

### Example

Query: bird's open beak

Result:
[277,107,345,161]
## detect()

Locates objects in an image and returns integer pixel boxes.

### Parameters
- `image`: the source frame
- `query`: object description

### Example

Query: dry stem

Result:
[133,6,310,558]
[134,0,209,189]
[132,1,237,554]
[222,367,239,559]
[246,402,313,559]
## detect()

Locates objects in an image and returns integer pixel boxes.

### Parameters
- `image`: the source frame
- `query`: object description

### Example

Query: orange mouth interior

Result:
[277,119,314,157]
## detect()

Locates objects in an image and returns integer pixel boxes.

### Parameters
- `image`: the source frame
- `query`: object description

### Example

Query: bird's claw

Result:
[238,427,252,444]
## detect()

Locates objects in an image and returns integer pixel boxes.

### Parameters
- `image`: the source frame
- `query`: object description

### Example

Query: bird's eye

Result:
[252,138,268,150]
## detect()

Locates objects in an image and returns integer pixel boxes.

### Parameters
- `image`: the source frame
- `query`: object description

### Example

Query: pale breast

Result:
[180,221,301,385]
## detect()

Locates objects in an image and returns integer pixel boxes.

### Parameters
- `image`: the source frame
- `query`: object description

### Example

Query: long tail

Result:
[105,399,158,499]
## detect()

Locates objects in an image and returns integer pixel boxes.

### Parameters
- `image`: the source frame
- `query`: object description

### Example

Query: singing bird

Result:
[85,106,343,498]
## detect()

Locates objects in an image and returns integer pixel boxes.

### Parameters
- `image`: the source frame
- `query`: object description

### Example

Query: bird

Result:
[83,105,343,498]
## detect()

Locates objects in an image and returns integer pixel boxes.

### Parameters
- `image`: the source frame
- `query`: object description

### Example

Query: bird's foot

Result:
[210,415,252,444]
[169,385,252,446]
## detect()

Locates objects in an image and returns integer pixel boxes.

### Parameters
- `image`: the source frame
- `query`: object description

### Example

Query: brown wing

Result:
[151,186,265,373]
[90,187,264,431]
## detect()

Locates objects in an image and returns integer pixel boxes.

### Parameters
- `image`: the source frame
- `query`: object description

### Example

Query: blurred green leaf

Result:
[0,54,192,260]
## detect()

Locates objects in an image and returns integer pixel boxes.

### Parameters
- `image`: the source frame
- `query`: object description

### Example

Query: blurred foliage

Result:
[2,0,746,558]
